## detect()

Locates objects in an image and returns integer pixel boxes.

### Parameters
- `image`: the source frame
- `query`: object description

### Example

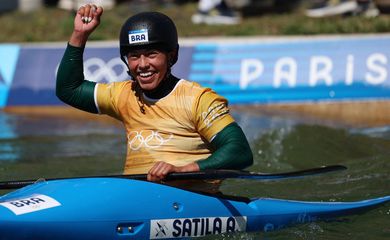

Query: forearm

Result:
[69,30,90,47]
[56,43,98,113]
[197,122,253,170]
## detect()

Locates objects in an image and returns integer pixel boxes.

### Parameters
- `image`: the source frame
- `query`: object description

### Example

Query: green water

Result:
[0,108,389,239]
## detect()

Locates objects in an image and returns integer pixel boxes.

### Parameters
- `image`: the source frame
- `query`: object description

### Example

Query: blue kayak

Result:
[0,178,388,240]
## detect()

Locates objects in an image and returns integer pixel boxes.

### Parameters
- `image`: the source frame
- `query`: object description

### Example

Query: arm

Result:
[197,122,253,170]
[147,90,253,181]
[56,4,103,113]
[146,122,253,182]
[56,44,97,113]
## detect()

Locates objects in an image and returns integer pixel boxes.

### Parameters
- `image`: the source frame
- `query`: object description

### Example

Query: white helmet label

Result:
[128,29,149,44]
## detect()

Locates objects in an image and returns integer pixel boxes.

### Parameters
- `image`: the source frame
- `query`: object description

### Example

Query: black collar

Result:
[143,75,180,99]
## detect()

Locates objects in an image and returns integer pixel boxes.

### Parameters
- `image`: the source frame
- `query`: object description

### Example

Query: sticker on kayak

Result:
[0,194,61,215]
[150,216,247,239]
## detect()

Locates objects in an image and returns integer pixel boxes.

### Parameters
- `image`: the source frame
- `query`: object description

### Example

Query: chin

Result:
[138,83,157,92]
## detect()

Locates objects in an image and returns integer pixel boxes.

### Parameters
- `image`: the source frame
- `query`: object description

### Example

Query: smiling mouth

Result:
[139,72,153,78]
[137,71,156,83]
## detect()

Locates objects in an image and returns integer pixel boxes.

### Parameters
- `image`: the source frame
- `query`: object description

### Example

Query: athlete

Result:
[56,4,253,183]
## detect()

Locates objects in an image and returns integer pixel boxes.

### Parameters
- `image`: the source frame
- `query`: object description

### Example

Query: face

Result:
[127,49,172,91]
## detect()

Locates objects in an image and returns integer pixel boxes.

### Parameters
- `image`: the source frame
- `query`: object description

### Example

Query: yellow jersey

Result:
[96,79,234,174]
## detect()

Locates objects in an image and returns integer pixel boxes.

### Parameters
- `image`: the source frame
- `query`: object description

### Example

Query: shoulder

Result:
[95,81,135,118]
[174,79,210,96]
[96,80,135,113]
[97,80,134,95]
[173,79,228,108]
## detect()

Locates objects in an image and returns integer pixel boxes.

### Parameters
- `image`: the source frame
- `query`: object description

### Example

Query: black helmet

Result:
[119,12,179,66]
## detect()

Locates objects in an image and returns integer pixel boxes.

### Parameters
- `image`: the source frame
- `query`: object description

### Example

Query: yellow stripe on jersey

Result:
[96,79,234,174]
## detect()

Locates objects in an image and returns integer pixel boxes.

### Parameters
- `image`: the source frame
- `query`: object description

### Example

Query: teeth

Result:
[139,72,152,77]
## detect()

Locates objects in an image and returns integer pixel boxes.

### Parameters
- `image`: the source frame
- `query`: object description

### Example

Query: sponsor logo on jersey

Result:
[128,29,149,44]
[150,216,247,239]
[201,103,229,128]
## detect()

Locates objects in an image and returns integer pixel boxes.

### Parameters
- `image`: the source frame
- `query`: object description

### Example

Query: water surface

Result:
[0,107,389,239]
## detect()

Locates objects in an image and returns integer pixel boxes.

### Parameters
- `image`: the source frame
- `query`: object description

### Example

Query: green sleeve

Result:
[197,122,253,170]
[56,43,98,113]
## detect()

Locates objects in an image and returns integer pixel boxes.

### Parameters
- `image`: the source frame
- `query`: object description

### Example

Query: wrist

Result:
[178,162,200,172]
[69,31,89,47]
[187,162,200,172]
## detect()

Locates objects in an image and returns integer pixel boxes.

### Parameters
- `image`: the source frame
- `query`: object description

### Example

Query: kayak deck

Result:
[0,178,388,239]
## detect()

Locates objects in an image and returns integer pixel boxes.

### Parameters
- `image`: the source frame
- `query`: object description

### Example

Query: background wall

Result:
[1,35,390,108]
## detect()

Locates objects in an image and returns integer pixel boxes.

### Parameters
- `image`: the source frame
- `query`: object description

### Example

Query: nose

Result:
[138,55,149,69]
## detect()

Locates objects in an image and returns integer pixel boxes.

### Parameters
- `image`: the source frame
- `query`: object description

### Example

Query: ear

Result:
[121,54,134,79]
[167,49,178,67]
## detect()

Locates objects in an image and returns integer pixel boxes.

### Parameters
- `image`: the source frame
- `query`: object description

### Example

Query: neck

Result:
[143,74,180,99]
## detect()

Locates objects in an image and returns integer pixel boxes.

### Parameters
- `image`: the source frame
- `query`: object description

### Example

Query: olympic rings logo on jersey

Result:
[83,57,128,83]
[127,130,173,150]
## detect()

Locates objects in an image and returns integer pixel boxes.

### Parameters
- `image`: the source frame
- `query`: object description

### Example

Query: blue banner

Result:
[1,35,389,107]
[189,36,390,103]
[0,44,20,107]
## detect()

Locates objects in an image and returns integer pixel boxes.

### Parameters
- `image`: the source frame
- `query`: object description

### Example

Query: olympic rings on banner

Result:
[84,57,128,83]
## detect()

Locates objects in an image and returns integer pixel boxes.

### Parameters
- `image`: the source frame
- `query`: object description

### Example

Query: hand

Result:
[74,4,103,33]
[69,4,104,47]
[147,161,200,182]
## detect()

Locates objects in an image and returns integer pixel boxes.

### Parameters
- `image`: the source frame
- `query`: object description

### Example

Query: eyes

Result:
[127,50,160,60]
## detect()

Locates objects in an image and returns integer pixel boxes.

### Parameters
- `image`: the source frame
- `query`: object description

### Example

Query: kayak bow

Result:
[0,178,388,240]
